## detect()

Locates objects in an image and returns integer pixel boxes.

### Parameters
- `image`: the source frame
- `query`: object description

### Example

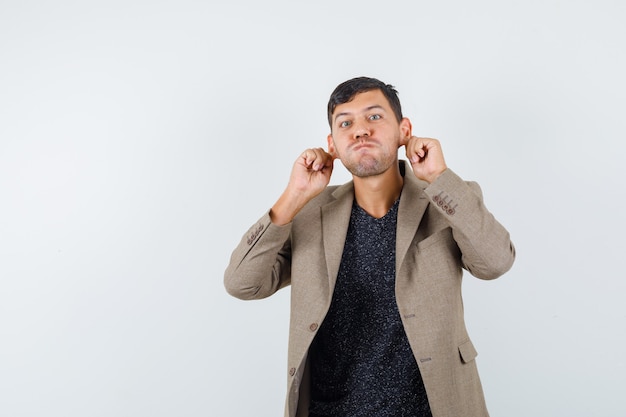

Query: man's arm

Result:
[402,136,515,279]
[424,169,516,279]
[224,148,335,299]
[224,212,292,300]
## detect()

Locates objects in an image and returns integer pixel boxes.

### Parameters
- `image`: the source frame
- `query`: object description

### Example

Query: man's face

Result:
[327,89,411,178]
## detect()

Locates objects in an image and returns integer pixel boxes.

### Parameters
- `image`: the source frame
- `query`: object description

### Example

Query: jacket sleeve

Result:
[224,211,293,300]
[423,169,516,280]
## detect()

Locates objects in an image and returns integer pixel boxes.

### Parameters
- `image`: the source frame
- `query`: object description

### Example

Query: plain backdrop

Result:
[1,0,625,416]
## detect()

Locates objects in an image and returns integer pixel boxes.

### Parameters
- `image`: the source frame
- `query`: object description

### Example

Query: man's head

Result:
[325,77,412,178]
[327,77,403,128]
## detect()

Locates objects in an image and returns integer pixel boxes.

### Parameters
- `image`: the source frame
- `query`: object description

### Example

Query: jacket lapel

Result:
[320,162,429,289]
[321,182,354,290]
[396,161,430,274]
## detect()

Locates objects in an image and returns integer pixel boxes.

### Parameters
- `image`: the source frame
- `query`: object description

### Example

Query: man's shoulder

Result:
[294,182,352,218]
[308,184,345,206]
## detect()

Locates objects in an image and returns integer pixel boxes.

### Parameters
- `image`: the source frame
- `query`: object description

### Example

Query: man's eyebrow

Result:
[334,105,386,123]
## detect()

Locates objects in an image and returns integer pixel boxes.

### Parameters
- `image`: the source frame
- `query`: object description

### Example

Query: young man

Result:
[224,77,515,417]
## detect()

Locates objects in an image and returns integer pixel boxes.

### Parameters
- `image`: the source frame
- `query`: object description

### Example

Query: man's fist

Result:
[401,136,447,183]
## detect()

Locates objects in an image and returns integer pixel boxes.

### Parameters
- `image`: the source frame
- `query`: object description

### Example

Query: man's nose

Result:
[354,123,370,139]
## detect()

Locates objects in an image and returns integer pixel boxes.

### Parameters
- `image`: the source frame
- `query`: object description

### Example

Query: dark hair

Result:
[327,76,403,127]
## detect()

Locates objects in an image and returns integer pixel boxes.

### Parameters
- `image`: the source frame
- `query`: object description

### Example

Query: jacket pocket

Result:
[458,339,478,364]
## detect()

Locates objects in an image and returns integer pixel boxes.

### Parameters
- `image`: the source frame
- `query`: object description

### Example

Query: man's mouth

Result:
[352,141,377,151]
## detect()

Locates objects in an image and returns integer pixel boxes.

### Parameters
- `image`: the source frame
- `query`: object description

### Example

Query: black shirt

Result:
[308,199,432,417]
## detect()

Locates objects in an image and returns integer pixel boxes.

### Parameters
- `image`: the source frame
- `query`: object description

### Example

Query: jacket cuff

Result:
[422,169,473,217]
[244,211,292,246]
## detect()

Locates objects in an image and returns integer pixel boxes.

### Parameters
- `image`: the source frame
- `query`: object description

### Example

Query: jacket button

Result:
[309,323,318,332]
[289,367,296,376]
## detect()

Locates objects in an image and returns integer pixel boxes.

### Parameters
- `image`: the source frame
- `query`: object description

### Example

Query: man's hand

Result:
[270,148,334,225]
[401,136,447,183]
[289,148,335,196]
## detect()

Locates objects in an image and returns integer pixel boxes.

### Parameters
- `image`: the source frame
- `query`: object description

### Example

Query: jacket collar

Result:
[321,161,430,286]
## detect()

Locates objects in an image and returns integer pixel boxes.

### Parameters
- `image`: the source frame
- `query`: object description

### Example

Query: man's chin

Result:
[348,160,384,178]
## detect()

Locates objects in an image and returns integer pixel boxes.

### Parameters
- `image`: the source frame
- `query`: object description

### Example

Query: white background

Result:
[1,1,625,416]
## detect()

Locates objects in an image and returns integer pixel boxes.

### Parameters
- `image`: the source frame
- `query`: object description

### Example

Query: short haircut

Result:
[327,77,403,128]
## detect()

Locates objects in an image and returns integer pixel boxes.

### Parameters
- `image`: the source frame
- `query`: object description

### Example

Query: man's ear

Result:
[400,117,413,143]
[327,134,338,159]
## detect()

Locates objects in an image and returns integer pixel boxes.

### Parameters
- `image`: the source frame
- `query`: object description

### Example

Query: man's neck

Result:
[353,163,404,219]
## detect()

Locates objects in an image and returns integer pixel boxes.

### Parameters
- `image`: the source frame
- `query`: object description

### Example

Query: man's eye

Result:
[369,114,381,120]
[339,121,351,128]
